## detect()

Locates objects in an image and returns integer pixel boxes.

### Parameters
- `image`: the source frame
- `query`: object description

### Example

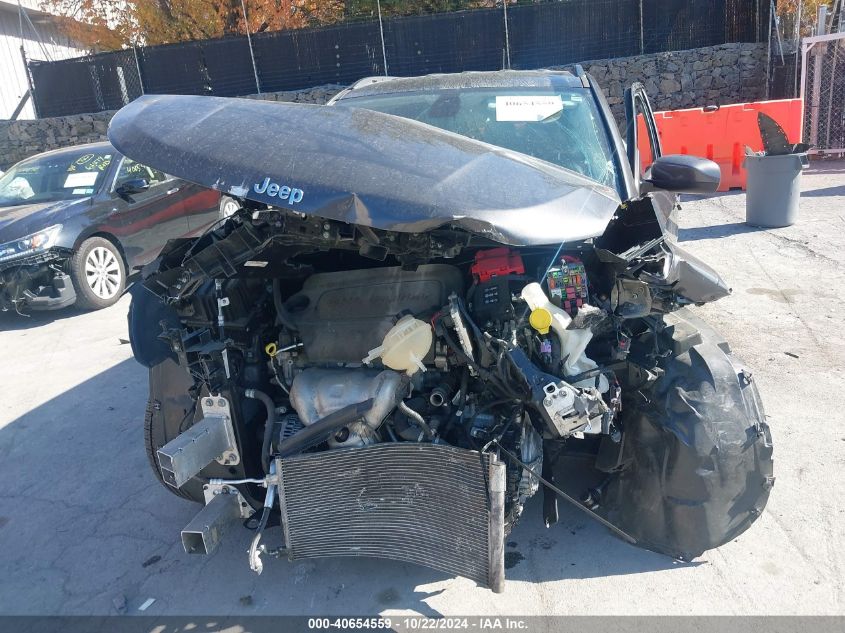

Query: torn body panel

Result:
[597,193,731,306]
[596,309,774,560]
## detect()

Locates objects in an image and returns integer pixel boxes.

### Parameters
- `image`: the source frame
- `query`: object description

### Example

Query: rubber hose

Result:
[276,399,374,458]
[272,279,299,332]
[398,401,435,440]
[245,388,276,474]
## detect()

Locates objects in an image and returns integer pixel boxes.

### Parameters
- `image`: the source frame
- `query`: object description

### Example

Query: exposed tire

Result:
[144,358,205,503]
[69,237,126,310]
[598,309,774,560]
[219,195,240,220]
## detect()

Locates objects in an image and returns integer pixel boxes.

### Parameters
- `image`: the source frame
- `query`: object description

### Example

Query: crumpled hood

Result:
[0,199,84,243]
[108,94,621,246]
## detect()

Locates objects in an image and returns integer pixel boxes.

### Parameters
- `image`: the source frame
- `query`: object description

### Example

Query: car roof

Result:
[335,69,583,101]
[18,141,115,164]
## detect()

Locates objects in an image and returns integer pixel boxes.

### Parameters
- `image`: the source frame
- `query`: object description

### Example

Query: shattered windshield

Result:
[0,150,112,207]
[338,87,622,193]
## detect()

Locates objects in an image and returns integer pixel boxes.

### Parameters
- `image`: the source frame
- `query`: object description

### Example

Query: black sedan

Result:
[0,141,238,313]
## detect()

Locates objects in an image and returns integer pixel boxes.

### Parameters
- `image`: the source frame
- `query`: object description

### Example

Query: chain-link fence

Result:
[25,0,770,119]
[27,48,144,118]
[802,32,845,155]
[767,0,799,100]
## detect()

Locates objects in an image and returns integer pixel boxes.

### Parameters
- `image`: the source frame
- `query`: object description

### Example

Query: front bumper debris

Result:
[22,272,76,310]
[0,249,76,312]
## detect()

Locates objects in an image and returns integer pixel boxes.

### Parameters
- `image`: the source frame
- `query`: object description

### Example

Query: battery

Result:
[546,256,588,315]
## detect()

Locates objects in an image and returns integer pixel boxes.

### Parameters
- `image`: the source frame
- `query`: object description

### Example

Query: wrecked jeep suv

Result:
[112,69,773,591]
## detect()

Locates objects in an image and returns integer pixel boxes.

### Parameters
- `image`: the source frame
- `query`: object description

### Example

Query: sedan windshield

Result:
[339,87,622,193]
[0,149,113,207]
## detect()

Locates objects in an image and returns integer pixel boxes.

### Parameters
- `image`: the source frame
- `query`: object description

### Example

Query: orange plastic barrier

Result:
[639,99,804,191]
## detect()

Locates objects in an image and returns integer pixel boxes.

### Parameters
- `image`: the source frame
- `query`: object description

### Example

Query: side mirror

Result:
[115,178,149,197]
[644,154,720,195]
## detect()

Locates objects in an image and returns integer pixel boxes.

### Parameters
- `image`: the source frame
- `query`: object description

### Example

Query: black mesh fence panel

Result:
[253,21,383,93]
[202,37,258,96]
[30,48,143,117]
[30,57,100,117]
[508,0,640,69]
[138,43,207,95]
[382,9,505,76]
[91,49,144,110]
[28,0,770,118]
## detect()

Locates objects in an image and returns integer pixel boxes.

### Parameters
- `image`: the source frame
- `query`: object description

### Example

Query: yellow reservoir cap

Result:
[529,308,553,334]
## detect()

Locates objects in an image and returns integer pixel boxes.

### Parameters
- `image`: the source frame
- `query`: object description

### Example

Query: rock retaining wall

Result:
[564,42,767,126]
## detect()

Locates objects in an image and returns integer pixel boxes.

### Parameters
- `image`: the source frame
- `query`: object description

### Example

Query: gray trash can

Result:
[744,153,809,228]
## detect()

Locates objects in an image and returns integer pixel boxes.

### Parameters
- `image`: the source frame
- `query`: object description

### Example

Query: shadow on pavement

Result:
[0,306,88,332]
[0,358,681,616]
[801,185,845,198]
[678,221,769,242]
[680,190,744,204]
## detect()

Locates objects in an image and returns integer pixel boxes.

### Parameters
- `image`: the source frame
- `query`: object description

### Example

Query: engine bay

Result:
[132,203,767,586]
[142,209,679,504]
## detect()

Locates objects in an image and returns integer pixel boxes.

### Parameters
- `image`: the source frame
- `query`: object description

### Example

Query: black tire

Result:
[219,195,240,220]
[597,309,774,560]
[144,358,205,503]
[69,236,126,310]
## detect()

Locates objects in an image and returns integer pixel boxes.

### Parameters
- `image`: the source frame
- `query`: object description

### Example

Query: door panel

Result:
[624,83,662,192]
[183,185,223,234]
[101,158,193,270]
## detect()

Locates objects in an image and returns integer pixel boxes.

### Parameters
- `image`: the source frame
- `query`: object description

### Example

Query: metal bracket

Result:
[181,491,240,555]
[157,394,241,489]
[541,382,588,436]
[200,395,240,466]
[202,482,253,519]
[181,483,254,556]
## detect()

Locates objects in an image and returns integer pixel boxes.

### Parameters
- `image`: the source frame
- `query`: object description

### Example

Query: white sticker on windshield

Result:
[64,172,98,188]
[495,95,564,122]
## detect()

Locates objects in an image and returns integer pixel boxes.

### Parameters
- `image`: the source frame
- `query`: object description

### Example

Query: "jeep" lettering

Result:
[253,177,304,205]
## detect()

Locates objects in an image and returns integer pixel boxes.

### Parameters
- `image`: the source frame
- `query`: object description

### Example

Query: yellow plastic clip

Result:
[264,342,278,358]
[528,308,553,335]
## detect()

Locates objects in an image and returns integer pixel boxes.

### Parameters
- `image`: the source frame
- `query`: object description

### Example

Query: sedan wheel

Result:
[219,196,240,219]
[85,246,122,300]
[69,237,127,310]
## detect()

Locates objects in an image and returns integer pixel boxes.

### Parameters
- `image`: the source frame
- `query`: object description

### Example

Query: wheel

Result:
[69,237,126,310]
[219,195,240,220]
[595,309,774,560]
[144,358,205,503]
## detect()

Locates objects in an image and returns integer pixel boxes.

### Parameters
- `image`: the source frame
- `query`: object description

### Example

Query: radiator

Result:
[275,443,506,592]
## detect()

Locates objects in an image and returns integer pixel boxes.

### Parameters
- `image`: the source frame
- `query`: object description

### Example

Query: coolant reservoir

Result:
[362,315,432,375]
[521,283,608,392]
